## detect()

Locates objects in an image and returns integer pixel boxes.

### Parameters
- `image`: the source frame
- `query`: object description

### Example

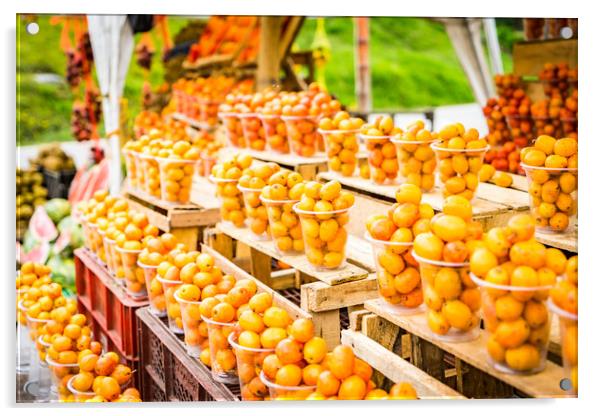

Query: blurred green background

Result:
[17,16,522,146]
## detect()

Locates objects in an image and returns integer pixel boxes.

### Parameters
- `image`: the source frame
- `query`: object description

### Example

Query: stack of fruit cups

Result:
[46,355,79,402]
[66,376,96,402]
[282,115,320,157]
[123,150,139,190]
[139,261,166,317]
[200,99,220,127]
[318,111,363,177]
[133,152,147,192]
[219,112,247,148]
[239,184,271,240]
[155,273,184,335]
[116,247,147,299]
[87,223,104,260]
[239,113,267,151]
[391,121,438,192]
[261,195,304,256]
[259,114,289,154]
[260,370,316,400]
[229,332,275,401]
[174,290,207,357]
[157,157,198,204]
[141,154,162,199]
[359,115,400,185]
[203,316,238,384]
[210,154,253,228]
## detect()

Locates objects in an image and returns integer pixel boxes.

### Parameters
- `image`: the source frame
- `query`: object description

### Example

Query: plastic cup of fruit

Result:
[138,261,166,318]
[157,156,198,205]
[238,184,271,241]
[259,370,316,400]
[140,154,161,199]
[96,229,108,264]
[260,195,304,256]
[431,141,490,202]
[16,297,32,375]
[239,113,267,151]
[282,115,320,158]
[391,137,438,192]
[318,128,360,177]
[365,233,424,315]
[81,217,93,251]
[123,150,139,190]
[46,355,79,401]
[358,134,399,185]
[293,203,351,271]
[413,251,480,343]
[532,116,562,138]
[66,375,96,402]
[115,246,148,300]
[228,332,274,401]
[560,116,577,138]
[219,112,247,148]
[87,223,103,259]
[202,316,238,384]
[133,152,147,192]
[471,272,553,375]
[20,330,51,401]
[200,99,220,127]
[105,237,125,285]
[101,235,116,276]
[259,114,289,154]
[174,292,207,358]
[200,154,217,177]
[521,163,578,233]
[209,175,245,228]
[155,275,184,334]
[548,299,578,395]
[504,114,533,148]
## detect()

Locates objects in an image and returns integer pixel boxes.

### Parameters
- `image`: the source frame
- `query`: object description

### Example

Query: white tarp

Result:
[87,15,134,194]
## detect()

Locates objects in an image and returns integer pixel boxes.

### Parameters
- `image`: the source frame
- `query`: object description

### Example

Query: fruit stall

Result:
[16,14,578,404]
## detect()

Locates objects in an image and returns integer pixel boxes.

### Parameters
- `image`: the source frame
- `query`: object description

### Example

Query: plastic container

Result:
[140,154,161,199]
[238,185,270,240]
[203,316,238,384]
[115,246,147,300]
[174,292,208,358]
[391,137,437,191]
[104,237,125,284]
[139,261,166,317]
[504,115,533,149]
[66,375,96,402]
[431,142,489,202]
[260,195,304,256]
[46,355,79,401]
[200,154,217,177]
[81,218,93,251]
[293,203,351,271]
[319,128,360,177]
[157,157,198,205]
[240,113,267,151]
[472,273,552,375]
[259,370,316,400]
[102,235,115,277]
[548,300,578,395]
[219,112,246,148]
[282,115,320,157]
[25,336,52,401]
[359,134,399,185]
[259,114,289,154]
[155,275,184,334]
[210,175,245,228]
[87,223,104,260]
[366,234,424,315]
[229,332,274,401]
[200,99,219,127]
[96,230,107,264]
[134,152,147,192]
[123,150,139,189]
[16,296,32,375]
[413,252,480,342]
[521,164,578,233]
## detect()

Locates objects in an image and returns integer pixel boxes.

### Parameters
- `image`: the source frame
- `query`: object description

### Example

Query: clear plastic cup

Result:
[319,128,360,177]
[25,335,52,402]
[174,292,208,358]
[282,115,320,157]
[140,154,161,199]
[293,203,351,271]
[229,332,274,401]
[219,112,246,148]
[81,218,92,251]
[102,235,115,277]
[46,355,79,401]
[471,273,552,375]
[365,233,424,315]
[155,275,184,334]
[359,134,399,185]
[240,113,267,151]
[548,300,578,395]
[238,185,270,241]
[260,195,304,256]
[259,370,316,400]
[200,154,217,177]
[134,152,147,192]
[259,114,289,154]
[139,261,166,317]
[105,238,125,285]
[391,137,437,192]
[413,251,480,342]
[431,142,489,202]
[67,375,95,402]
[521,164,578,233]
[157,157,198,204]
[203,316,238,384]
[87,223,103,259]
[123,150,139,190]
[96,230,107,264]
[209,175,246,228]
[16,296,32,375]
[200,99,220,127]
[115,246,147,300]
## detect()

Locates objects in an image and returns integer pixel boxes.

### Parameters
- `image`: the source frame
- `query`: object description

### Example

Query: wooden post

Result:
[257,16,283,89]
[354,17,371,113]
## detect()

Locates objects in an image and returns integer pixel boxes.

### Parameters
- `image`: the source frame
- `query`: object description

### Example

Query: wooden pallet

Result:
[210,221,378,349]
[362,298,571,398]
[535,228,578,253]
[124,185,220,251]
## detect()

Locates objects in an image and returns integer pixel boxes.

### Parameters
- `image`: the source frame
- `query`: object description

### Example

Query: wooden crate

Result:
[124,185,220,251]
[209,221,378,349]
[535,228,577,253]
[361,298,571,399]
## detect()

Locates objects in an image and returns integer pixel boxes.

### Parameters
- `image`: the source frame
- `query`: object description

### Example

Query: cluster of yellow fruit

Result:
[470,214,565,373]
[81,190,114,261]
[295,180,355,269]
[366,184,435,310]
[478,163,514,188]
[318,111,364,177]
[520,135,578,232]
[17,262,53,325]
[433,123,488,201]
[391,120,437,191]
[360,115,401,185]
[260,169,306,254]
[238,162,282,238]
[93,196,129,279]
[413,195,484,339]
[211,153,254,227]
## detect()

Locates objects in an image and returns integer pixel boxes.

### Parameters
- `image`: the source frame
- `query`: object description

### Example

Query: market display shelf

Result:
[171,112,217,131]
[535,228,578,253]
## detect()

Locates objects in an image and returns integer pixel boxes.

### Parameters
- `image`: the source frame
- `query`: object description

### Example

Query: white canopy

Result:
[87,15,134,194]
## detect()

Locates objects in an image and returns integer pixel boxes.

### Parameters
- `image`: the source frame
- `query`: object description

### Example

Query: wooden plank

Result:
[278,16,305,61]
[536,228,578,253]
[341,330,465,399]
[346,234,376,271]
[476,182,530,211]
[190,176,221,210]
[361,314,401,388]
[507,173,529,193]
[348,309,372,332]
[249,247,272,286]
[364,298,567,398]
[300,275,378,312]
[124,196,170,231]
[308,309,341,350]
[220,146,328,170]
[345,193,390,241]
[170,228,199,251]
[216,221,369,285]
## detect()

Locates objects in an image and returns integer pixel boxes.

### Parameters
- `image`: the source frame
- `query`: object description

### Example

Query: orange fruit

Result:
[338,375,367,400]
[302,363,323,386]
[329,345,354,380]
[275,338,304,364]
[288,318,314,343]
[317,370,341,396]
[275,364,302,387]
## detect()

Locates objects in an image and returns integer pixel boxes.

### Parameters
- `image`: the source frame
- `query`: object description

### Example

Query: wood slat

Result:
[300,275,378,312]
[535,228,578,253]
